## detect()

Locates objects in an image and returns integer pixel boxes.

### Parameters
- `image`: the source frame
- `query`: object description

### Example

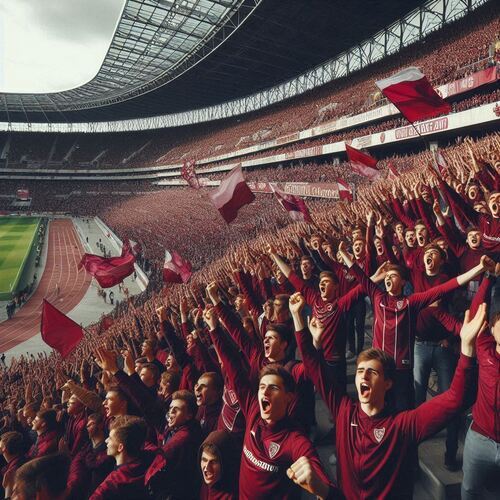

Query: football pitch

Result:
[0,217,40,298]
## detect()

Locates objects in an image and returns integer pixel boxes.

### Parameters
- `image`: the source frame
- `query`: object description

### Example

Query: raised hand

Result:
[95,348,119,375]
[480,255,496,274]
[287,456,330,499]
[289,292,306,315]
[206,281,220,305]
[308,316,325,349]
[156,306,168,322]
[460,303,488,357]
[121,350,135,376]
[203,306,218,331]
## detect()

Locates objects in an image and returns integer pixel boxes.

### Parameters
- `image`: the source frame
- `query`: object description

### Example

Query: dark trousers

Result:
[390,369,415,412]
[347,298,366,354]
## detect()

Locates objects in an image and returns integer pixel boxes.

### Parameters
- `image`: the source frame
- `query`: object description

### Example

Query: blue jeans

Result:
[462,427,500,499]
[413,340,459,457]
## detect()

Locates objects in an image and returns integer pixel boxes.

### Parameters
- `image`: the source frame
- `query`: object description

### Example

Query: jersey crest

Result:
[396,300,404,310]
[268,441,280,459]
[374,427,385,443]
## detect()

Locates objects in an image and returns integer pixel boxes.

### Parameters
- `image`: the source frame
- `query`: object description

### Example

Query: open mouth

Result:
[204,471,214,481]
[360,383,370,397]
[417,236,424,245]
[196,394,203,405]
[261,398,271,413]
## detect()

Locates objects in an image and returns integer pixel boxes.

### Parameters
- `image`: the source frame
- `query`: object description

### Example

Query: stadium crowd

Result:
[0,130,498,499]
[1,2,498,173]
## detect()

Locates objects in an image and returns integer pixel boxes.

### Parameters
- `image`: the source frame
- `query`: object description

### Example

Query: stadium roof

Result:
[1,0,425,124]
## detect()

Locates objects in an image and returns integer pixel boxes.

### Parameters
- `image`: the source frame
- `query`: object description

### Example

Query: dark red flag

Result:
[40,299,83,358]
[271,184,312,222]
[163,250,192,284]
[337,178,353,201]
[376,67,451,123]
[208,165,255,223]
[79,252,135,288]
[345,144,380,180]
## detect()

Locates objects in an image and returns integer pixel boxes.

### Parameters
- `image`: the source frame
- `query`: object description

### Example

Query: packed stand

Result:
[0,132,498,499]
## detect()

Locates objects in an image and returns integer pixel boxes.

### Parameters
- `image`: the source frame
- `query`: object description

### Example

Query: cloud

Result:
[0,0,124,93]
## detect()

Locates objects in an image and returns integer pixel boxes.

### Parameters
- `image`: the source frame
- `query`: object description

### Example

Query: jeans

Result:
[413,340,460,458]
[347,298,366,354]
[462,427,500,499]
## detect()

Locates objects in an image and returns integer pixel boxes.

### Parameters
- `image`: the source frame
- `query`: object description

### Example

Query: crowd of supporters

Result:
[0,130,498,499]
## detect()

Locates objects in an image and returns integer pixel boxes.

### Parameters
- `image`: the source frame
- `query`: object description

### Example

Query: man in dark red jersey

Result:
[203,296,337,499]
[338,242,494,410]
[291,291,486,499]
[0,431,27,499]
[90,416,153,500]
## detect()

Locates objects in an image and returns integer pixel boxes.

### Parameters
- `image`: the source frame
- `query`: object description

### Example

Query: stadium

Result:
[0,0,498,498]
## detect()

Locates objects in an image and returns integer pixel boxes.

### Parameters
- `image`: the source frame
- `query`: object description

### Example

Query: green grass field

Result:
[0,217,40,297]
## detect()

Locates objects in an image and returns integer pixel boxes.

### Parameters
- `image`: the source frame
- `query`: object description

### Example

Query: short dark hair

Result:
[274,294,289,304]
[161,371,180,392]
[266,323,292,347]
[300,255,314,264]
[15,453,70,499]
[385,264,408,281]
[357,348,396,382]
[110,416,147,457]
[198,372,224,393]
[0,431,25,456]
[466,226,480,235]
[143,338,158,352]
[319,270,338,283]
[36,409,58,432]
[171,390,198,418]
[259,364,296,393]
[141,363,160,382]
[423,243,446,261]
[87,412,104,426]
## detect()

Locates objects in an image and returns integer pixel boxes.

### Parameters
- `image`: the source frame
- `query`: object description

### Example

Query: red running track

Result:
[0,219,91,352]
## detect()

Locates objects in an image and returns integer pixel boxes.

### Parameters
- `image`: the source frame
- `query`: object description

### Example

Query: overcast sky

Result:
[0,0,124,93]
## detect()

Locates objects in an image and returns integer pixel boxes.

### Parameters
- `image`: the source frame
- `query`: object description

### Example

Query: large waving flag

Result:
[181,159,200,190]
[270,184,312,223]
[163,250,192,284]
[209,165,255,223]
[337,178,353,201]
[41,299,83,358]
[375,67,451,123]
[79,252,136,288]
[345,144,380,180]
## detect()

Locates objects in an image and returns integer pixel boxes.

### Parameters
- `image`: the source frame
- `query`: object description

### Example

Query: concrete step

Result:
[417,430,463,500]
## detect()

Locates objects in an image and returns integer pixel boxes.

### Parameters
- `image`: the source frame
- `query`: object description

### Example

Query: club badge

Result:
[268,441,280,459]
[374,428,385,443]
